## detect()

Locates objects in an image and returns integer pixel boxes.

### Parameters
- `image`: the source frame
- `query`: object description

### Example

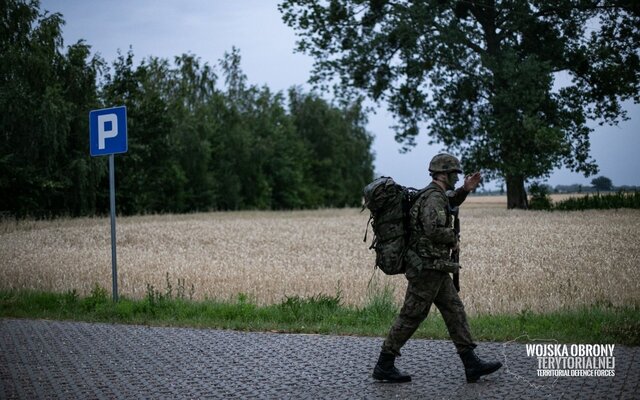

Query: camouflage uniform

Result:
[381,182,477,356]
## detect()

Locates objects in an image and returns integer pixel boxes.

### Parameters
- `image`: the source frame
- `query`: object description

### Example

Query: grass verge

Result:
[1,287,638,346]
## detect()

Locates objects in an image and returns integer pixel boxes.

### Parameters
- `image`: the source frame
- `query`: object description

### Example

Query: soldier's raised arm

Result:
[448,172,482,207]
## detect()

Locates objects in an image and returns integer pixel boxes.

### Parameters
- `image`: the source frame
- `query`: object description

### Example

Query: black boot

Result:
[372,352,411,383]
[460,349,502,383]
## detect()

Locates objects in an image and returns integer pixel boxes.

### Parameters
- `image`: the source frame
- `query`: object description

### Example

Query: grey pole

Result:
[109,154,118,302]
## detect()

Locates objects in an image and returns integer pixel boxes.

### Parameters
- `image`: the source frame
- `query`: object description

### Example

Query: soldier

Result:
[372,153,502,383]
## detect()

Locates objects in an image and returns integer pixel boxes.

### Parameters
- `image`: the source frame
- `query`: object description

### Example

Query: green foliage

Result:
[1,288,638,345]
[279,293,342,324]
[288,88,374,206]
[360,283,398,322]
[528,182,553,210]
[1,0,105,217]
[280,0,640,209]
[60,289,79,307]
[1,3,375,218]
[554,191,640,211]
[143,274,195,315]
[591,176,614,192]
[81,283,109,311]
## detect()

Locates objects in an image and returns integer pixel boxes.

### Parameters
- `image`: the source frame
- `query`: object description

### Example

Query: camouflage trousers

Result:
[381,268,476,356]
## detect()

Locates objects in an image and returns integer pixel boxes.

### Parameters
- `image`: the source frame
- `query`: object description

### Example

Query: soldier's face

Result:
[447,172,459,188]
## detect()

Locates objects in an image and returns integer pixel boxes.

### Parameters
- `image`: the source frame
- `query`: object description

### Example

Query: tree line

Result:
[1,1,375,218]
[535,176,637,194]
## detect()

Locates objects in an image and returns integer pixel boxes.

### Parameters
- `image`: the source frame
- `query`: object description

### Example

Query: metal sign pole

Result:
[109,154,118,302]
[90,105,126,303]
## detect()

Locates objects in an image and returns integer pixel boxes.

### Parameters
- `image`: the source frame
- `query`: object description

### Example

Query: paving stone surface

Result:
[0,319,637,399]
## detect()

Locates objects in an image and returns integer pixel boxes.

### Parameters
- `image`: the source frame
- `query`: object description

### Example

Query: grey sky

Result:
[41,0,640,190]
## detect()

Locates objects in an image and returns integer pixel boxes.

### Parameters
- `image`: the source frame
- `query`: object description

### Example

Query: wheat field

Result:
[1,201,639,315]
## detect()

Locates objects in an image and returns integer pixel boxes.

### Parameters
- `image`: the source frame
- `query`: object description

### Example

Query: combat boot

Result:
[372,352,411,383]
[459,348,502,383]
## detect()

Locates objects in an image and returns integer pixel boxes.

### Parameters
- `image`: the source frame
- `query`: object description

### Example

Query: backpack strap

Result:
[363,214,373,243]
[411,186,442,234]
[414,187,441,210]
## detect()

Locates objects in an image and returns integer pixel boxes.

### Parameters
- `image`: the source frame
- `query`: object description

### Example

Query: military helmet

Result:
[428,153,462,173]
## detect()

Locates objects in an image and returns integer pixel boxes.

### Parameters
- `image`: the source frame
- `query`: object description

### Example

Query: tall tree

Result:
[591,175,613,191]
[1,0,103,217]
[280,0,640,208]
[289,87,374,207]
[169,54,219,211]
[101,52,219,214]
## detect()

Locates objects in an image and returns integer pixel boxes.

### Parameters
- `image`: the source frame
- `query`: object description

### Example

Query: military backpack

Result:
[362,177,427,275]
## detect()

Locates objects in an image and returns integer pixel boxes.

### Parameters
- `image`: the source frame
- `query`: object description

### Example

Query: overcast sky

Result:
[41,0,640,190]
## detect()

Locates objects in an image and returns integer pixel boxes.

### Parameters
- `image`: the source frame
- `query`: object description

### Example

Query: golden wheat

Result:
[1,207,639,315]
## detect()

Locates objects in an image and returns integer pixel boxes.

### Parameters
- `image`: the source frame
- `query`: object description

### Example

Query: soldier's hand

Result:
[463,172,482,192]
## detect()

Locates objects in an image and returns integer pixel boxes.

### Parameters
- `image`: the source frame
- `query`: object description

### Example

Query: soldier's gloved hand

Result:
[433,259,460,274]
[450,262,460,275]
[463,172,482,192]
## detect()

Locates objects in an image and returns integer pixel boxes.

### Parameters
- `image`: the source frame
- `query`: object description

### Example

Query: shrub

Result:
[555,191,640,211]
[528,182,553,210]
[81,284,109,311]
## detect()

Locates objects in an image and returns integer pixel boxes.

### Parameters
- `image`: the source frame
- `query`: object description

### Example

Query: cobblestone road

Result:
[1,319,637,399]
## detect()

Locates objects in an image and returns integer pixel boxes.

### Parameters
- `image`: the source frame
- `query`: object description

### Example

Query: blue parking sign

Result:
[89,106,128,156]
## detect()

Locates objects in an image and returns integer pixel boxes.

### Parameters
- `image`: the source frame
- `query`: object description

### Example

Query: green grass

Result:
[1,286,638,346]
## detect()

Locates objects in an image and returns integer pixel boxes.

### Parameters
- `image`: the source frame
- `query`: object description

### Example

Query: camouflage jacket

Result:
[409,182,469,263]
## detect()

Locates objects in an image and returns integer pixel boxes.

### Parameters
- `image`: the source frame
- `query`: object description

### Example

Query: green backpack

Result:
[362,177,427,275]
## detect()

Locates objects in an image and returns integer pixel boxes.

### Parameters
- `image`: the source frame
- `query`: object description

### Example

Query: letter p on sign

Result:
[98,113,118,149]
[90,106,128,156]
